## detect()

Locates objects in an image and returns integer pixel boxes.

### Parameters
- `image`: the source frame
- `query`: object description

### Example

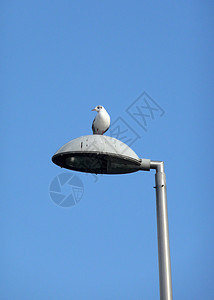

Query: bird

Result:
[91,105,110,135]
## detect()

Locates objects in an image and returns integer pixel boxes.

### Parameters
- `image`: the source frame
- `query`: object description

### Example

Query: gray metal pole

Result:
[150,161,173,300]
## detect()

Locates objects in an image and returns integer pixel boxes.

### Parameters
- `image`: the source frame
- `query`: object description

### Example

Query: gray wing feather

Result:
[92,119,96,134]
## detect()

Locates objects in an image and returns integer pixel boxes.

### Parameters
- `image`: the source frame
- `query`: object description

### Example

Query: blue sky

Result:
[1,1,214,299]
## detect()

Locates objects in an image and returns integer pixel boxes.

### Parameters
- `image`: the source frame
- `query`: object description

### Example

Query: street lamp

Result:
[52,135,173,300]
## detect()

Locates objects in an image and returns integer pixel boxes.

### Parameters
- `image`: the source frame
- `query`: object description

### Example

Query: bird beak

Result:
[92,108,96,111]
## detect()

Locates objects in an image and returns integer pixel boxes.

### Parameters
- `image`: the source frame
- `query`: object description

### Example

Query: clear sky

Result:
[1,1,214,299]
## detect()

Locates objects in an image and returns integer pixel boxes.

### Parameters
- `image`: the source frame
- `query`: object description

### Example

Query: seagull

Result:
[92,105,110,135]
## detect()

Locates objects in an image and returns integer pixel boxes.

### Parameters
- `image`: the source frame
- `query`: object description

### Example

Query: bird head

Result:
[92,105,104,112]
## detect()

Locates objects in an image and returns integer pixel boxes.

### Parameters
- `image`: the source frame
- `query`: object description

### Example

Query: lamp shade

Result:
[52,135,150,174]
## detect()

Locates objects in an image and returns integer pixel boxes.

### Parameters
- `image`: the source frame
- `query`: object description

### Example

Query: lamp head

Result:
[52,135,150,174]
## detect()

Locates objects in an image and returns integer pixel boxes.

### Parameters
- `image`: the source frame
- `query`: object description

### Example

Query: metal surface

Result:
[52,135,150,174]
[151,161,173,300]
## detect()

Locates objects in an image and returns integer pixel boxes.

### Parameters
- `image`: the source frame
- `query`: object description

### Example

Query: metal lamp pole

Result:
[150,161,173,300]
[52,135,173,300]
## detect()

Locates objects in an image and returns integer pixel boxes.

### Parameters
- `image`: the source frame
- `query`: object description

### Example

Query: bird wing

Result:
[102,124,110,134]
[92,118,96,134]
